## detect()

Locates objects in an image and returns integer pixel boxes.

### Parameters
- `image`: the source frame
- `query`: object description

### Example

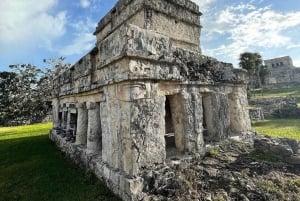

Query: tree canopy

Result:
[0,58,70,126]
[239,52,269,89]
[0,71,18,125]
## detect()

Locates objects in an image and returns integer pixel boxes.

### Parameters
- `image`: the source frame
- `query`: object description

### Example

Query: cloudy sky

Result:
[0,0,299,71]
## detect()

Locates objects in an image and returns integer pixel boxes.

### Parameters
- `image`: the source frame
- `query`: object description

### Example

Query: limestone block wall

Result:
[249,97,299,118]
[264,56,293,68]
[249,107,264,121]
[94,0,201,52]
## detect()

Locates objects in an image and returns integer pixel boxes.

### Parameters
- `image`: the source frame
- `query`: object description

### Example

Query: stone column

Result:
[62,108,68,129]
[75,103,88,145]
[66,107,71,130]
[52,98,60,128]
[202,93,230,142]
[87,102,102,155]
[181,88,205,153]
[228,89,251,134]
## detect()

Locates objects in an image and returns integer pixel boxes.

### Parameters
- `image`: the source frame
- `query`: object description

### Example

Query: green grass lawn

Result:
[251,86,300,140]
[0,123,121,201]
[252,118,300,140]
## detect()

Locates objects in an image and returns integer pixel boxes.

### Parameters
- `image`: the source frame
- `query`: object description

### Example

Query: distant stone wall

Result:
[249,97,299,118]
[249,107,264,121]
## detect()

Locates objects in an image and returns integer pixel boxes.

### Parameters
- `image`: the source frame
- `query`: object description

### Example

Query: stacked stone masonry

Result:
[249,97,299,118]
[50,0,251,200]
[264,56,300,88]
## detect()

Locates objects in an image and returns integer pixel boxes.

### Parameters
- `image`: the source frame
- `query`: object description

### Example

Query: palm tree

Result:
[239,52,263,89]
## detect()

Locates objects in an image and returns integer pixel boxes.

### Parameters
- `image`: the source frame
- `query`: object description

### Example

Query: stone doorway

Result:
[63,111,68,129]
[58,112,62,127]
[70,113,78,133]
[202,93,213,143]
[165,96,175,150]
[164,95,185,158]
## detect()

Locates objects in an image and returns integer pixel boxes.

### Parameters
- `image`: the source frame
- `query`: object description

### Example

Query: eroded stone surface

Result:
[139,136,300,201]
[50,0,252,200]
[254,136,300,165]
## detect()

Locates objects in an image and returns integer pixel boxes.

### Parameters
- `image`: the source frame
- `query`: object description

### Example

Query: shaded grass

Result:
[252,118,300,140]
[0,123,121,201]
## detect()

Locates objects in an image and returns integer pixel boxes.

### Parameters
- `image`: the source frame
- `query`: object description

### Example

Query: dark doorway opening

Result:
[58,112,62,127]
[165,96,175,150]
[164,95,185,159]
[70,113,78,130]
[202,95,209,142]
[63,111,68,129]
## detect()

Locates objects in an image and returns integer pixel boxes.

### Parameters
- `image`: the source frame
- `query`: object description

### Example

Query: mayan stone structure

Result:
[50,0,251,200]
[264,56,300,88]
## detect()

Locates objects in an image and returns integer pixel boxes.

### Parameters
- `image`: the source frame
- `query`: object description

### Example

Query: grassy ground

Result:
[251,86,300,140]
[252,118,300,140]
[0,123,121,201]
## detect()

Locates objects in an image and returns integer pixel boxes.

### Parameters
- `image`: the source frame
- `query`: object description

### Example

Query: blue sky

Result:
[0,0,300,71]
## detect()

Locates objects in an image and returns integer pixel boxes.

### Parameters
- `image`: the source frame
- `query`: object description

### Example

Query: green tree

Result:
[42,57,71,97]
[8,64,45,124]
[0,58,70,126]
[259,65,270,85]
[239,52,263,89]
[0,72,18,124]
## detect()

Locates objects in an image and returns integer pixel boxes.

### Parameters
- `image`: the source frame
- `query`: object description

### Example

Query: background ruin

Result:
[264,56,300,88]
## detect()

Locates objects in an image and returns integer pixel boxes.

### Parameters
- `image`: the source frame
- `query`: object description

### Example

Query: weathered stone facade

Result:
[264,56,300,88]
[50,0,251,200]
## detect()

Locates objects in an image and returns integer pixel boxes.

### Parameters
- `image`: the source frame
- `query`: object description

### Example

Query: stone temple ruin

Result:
[50,0,251,200]
[264,56,300,88]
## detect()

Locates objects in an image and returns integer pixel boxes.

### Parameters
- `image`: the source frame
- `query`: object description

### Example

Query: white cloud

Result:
[287,44,300,49]
[191,0,216,11]
[0,0,67,47]
[294,59,300,67]
[202,3,300,65]
[60,33,95,55]
[59,18,96,56]
[80,0,91,8]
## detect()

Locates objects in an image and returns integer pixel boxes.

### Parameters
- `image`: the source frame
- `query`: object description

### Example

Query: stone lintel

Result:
[86,102,99,110]
[68,108,77,114]
[76,102,87,109]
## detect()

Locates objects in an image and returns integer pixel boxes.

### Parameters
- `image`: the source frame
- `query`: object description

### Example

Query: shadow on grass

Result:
[0,134,121,201]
